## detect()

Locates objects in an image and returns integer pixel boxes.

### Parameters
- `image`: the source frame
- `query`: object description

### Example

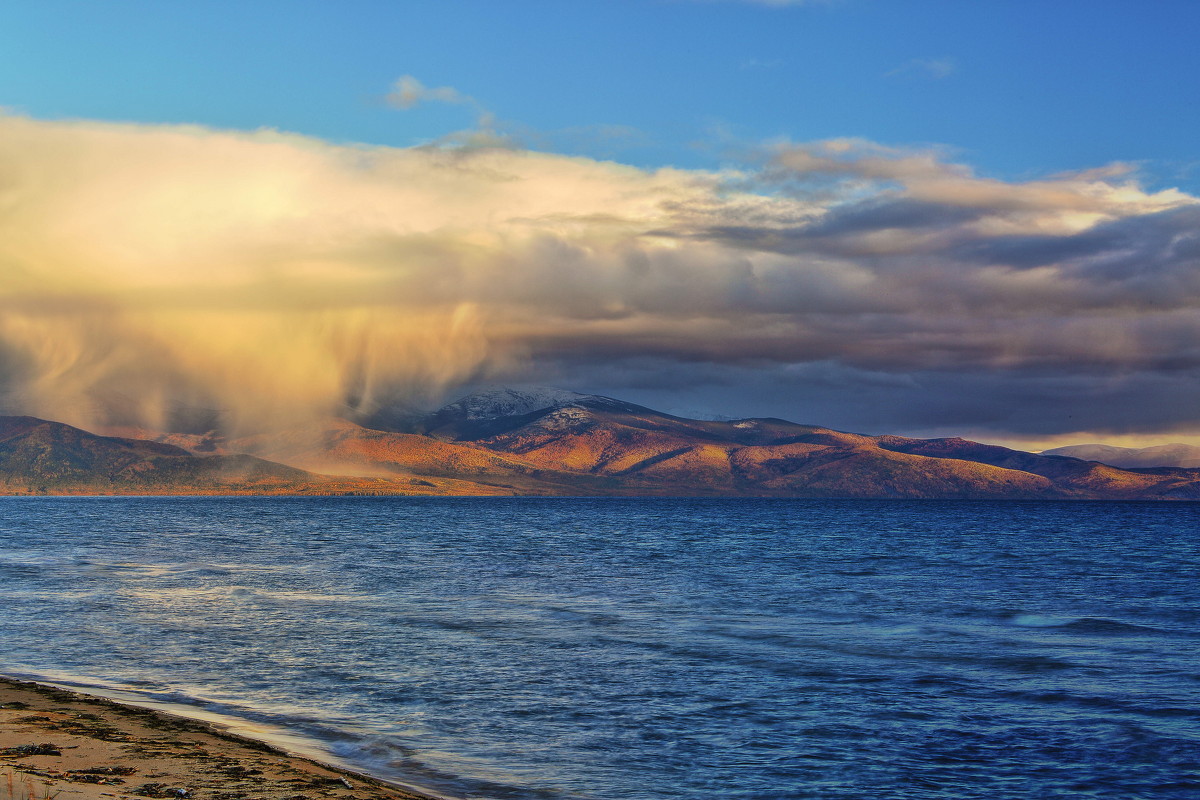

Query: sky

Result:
[1,0,1199,449]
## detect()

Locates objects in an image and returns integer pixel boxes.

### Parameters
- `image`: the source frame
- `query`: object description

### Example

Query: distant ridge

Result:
[0,416,518,496]
[5,388,1200,499]
[1041,443,1200,469]
[0,415,312,494]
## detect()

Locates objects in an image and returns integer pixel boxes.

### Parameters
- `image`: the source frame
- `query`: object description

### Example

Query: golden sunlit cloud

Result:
[1,112,1198,440]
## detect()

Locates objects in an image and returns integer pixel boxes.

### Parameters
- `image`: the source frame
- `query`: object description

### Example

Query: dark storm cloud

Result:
[549,357,1200,444]
[802,197,985,237]
[957,204,1200,282]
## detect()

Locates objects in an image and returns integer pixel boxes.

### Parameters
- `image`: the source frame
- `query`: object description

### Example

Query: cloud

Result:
[0,113,1198,442]
[385,75,497,132]
[385,75,475,110]
[885,57,957,80]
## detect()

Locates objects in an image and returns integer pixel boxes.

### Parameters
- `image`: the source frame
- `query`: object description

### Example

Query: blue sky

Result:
[3,0,1198,188]
[2,1,1200,447]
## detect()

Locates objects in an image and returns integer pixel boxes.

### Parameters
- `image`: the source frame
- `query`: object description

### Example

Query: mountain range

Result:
[3,387,1199,500]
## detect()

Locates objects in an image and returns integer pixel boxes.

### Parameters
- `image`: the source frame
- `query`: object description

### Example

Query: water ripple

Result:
[2,497,1199,800]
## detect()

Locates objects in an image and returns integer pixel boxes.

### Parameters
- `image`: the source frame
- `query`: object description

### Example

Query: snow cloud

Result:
[1,112,1197,442]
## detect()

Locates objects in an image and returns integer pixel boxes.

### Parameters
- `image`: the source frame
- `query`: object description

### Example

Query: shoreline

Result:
[0,677,447,800]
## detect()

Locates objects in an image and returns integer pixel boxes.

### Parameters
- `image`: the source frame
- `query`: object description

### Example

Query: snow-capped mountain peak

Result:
[437,387,591,421]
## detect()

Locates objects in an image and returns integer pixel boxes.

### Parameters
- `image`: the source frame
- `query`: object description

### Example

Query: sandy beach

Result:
[0,678,438,800]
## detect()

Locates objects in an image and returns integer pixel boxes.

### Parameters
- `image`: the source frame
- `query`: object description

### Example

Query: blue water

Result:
[1,498,1199,799]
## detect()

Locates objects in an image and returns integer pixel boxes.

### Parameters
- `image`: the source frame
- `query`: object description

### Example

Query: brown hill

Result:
[876,437,1200,499]
[0,416,514,496]
[428,405,1055,497]
[10,390,1200,499]
[422,397,1200,499]
[0,416,315,494]
[221,418,604,495]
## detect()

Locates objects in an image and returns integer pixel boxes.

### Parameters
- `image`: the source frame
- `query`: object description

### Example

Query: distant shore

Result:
[0,677,441,800]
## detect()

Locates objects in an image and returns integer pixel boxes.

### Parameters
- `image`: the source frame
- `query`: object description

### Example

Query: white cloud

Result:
[385,75,475,110]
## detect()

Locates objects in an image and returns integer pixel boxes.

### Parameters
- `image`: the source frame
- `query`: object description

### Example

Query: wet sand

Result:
[0,678,439,800]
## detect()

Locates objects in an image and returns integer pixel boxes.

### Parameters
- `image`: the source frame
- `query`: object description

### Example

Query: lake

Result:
[2,497,1198,799]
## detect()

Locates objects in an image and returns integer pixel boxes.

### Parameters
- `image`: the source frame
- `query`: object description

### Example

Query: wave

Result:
[1007,614,1173,636]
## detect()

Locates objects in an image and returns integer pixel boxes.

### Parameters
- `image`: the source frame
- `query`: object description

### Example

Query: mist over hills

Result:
[4,388,1200,499]
[1041,443,1200,469]
[0,415,313,495]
